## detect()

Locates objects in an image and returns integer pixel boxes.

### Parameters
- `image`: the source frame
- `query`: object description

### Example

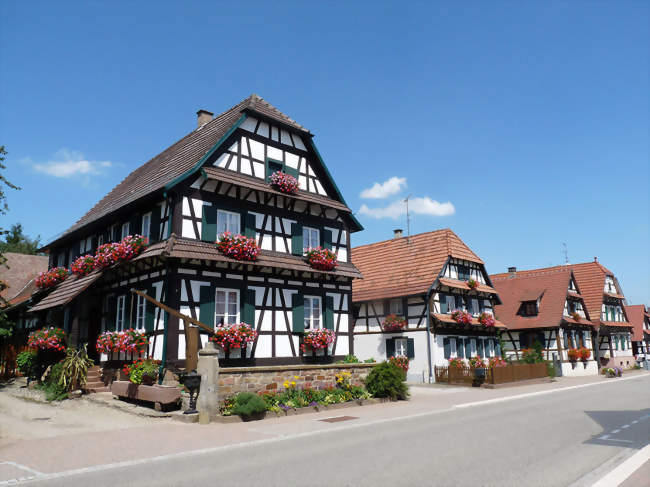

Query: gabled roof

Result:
[0,253,49,302]
[625,304,649,341]
[45,94,340,249]
[351,229,485,302]
[491,267,592,330]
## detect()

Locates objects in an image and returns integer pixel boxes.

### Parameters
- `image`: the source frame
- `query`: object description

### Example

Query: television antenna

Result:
[404,194,412,242]
[563,242,569,265]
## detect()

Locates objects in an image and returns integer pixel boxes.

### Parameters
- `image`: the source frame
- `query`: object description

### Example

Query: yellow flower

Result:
[283,381,290,388]
[291,381,296,387]
[293,375,300,380]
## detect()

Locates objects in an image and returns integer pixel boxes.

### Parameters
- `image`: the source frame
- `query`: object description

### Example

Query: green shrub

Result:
[16,350,38,379]
[364,358,377,363]
[546,361,556,379]
[231,392,267,417]
[340,354,360,364]
[59,344,94,391]
[365,362,409,400]
[37,363,69,401]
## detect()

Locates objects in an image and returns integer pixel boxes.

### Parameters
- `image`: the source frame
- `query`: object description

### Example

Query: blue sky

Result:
[1,1,648,305]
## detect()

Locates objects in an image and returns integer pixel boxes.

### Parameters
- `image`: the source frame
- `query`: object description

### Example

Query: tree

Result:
[0,224,41,255]
[0,145,20,337]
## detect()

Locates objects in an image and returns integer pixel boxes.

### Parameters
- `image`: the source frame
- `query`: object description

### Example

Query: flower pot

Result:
[142,375,156,386]
[227,348,242,359]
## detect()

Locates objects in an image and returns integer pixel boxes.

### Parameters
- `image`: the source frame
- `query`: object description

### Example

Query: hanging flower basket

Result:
[96,329,149,355]
[70,254,96,277]
[389,355,409,373]
[216,232,260,261]
[467,278,478,290]
[567,348,580,362]
[451,309,473,325]
[478,312,495,327]
[209,323,258,353]
[305,247,338,271]
[488,357,507,368]
[28,327,66,352]
[269,171,299,195]
[35,267,68,289]
[300,328,336,354]
[448,357,465,369]
[578,347,591,361]
[468,356,486,368]
[382,314,407,332]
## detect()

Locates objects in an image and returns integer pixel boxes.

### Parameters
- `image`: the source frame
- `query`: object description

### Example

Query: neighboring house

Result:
[0,253,48,334]
[490,266,598,376]
[26,94,362,367]
[625,304,650,362]
[352,229,504,382]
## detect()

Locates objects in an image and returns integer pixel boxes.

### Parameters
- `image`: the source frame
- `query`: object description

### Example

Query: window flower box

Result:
[389,355,409,373]
[70,254,96,277]
[94,235,148,269]
[488,357,507,368]
[122,359,160,385]
[467,278,478,290]
[304,247,338,271]
[579,346,591,361]
[28,327,66,352]
[382,314,407,332]
[451,309,473,325]
[35,267,68,289]
[216,232,260,262]
[209,323,258,358]
[478,312,495,327]
[300,328,336,354]
[96,329,148,355]
[448,357,465,369]
[468,356,486,369]
[269,170,299,195]
[567,348,580,362]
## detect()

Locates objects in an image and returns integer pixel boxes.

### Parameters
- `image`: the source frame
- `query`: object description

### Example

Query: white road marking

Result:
[621,424,629,429]
[0,463,42,476]
[611,429,621,434]
[631,420,638,424]
[591,444,650,487]
[599,435,610,440]
[602,438,634,443]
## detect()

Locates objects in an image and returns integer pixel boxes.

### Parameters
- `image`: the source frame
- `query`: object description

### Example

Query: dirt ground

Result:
[0,379,159,446]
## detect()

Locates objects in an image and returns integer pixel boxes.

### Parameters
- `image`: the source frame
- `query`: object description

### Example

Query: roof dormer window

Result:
[519,300,538,317]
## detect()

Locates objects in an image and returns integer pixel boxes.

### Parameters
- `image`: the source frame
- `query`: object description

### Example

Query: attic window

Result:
[265,157,298,183]
[519,300,538,317]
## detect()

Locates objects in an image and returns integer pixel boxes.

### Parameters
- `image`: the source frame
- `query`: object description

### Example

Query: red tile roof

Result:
[0,253,48,302]
[351,229,484,302]
[432,313,507,329]
[490,266,593,330]
[625,304,649,341]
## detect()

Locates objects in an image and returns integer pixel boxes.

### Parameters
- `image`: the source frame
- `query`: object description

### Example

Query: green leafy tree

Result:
[0,224,41,255]
[0,145,20,337]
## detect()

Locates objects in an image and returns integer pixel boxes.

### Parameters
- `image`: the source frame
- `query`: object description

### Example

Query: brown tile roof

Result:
[47,95,311,248]
[136,236,362,279]
[0,253,49,301]
[351,229,485,303]
[202,167,351,212]
[625,304,649,341]
[491,267,593,330]
[432,313,507,329]
[492,261,628,329]
[437,278,498,295]
[29,271,103,312]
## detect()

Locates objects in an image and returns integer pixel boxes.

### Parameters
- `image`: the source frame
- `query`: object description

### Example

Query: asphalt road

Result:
[28,376,650,487]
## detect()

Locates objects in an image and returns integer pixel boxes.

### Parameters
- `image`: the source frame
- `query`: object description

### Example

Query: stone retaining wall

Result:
[218,363,376,396]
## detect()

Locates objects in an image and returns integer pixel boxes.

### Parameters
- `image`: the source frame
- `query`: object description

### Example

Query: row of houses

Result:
[3,95,649,383]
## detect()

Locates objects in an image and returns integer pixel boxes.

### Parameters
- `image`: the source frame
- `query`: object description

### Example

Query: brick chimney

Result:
[196,109,213,128]
[594,256,598,262]
[393,229,403,239]
[508,266,517,277]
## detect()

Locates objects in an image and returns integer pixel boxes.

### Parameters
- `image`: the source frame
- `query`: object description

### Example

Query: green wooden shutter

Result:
[241,289,256,326]
[201,206,218,242]
[324,296,334,330]
[145,286,156,332]
[457,338,465,358]
[149,206,161,243]
[130,214,141,237]
[112,225,120,242]
[292,293,304,332]
[439,294,448,314]
[243,213,256,239]
[322,229,333,250]
[386,338,395,358]
[106,296,117,331]
[199,285,215,328]
[291,223,303,256]
[443,337,451,359]
[477,339,484,357]
[284,166,298,179]
[406,338,415,359]
[465,339,472,358]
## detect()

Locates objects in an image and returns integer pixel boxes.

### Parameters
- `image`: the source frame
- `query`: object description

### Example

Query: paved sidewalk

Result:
[1,371,648,483]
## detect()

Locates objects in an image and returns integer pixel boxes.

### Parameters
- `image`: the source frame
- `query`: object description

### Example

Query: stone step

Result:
[86,386,110,393]
[87,373,102,379]
[86,381,105,388]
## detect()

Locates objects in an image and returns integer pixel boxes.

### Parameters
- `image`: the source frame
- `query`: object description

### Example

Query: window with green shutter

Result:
[443,337,451,359]
[292,293,304,333]
[149,206,161,243]
[406,338,415,359]
[199,285,216,328]
[291,223,303,255]
[322,229,333,250]
[385,338,395,358]
[241,289,256,326]
[244,213,256,239]
[144,286,156,332]
[324,296,334,330]
[201,206,218,242]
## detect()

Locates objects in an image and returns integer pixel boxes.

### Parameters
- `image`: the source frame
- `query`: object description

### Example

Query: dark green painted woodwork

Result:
[244,213,256,239]
[324,295,334,330]
[292,293,304,332]
[385,338,395,358]
[291,222,303,256]
[201,205,218,242]
[406,338,415,359]
[242,289,256,326]
[199,285,215,327]
[149,205,161,243]
[145,286,156,332]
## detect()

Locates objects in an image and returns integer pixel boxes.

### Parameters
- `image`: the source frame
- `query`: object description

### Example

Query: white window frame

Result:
[304,295,322,330]
[394,337,408,357]
[79,240,85,254]
[217,209,240,237]
[215,288,240,326]
[57,253,65,267]
[116,295,126,331]
[134,294,146,330]
[303,226,320,251]
[389,298,403,315]
[111,224,118,242]
[141,212,151,241]
[121,222,130,239]
[97,234,104,247]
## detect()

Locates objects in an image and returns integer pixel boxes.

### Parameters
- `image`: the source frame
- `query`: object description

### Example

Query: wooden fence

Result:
[435,362,548,386]
[0,344,29,379]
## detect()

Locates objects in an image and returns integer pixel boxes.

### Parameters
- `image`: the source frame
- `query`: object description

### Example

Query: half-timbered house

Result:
[625,304,650,362]
[351,229,504,382]
[26,94,362,369]
[490,266,598,376]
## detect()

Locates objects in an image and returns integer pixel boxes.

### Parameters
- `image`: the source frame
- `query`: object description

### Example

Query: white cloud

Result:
[359,196,455,219]
[360,176,407,199]
[31,149,113,179]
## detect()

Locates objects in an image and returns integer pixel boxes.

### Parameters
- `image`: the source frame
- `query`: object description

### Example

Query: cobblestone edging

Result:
[218,363,377,396]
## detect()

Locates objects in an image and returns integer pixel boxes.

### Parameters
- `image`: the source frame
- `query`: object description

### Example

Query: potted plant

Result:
[382,314,407,332]
[448,357,465,369]
[70,255,96,277]
[478,312,495,327]
[579,347,591,368]
[451,310,473,325]
[35,267,68,289]
[122,359,160,385]
[216,232,260,262]
[304,247,338,271]
[467,278,478,290]
[388,355,409,373]
[567,348,580,369]
[269,171,299,195]
[209,323,258,359]
[94,242,122,268]
[300,328,336,356]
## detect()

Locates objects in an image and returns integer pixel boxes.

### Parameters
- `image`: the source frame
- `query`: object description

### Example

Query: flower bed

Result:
[603,366,623,378]
[301,328,336,354]
[451,310,473,325]
[70,254,96,276]
[382,314,407,332]
[388,355,409,373]
[269,170,299,194]
[216,232,260,261]
[96,329,148,355]
[304,247,338,271]
[209,323,258,352]
[28,327,66,352]
[467,278,478,290]
[448,357,465,369]
[35,267,68,289]
[478,312,495,327]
